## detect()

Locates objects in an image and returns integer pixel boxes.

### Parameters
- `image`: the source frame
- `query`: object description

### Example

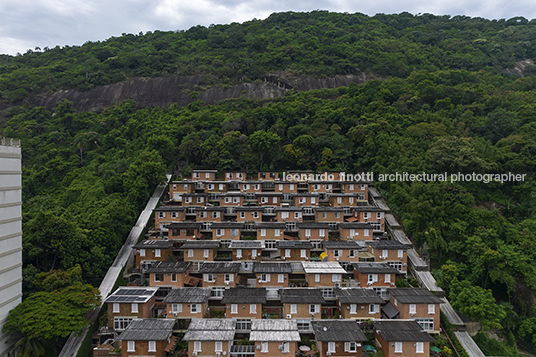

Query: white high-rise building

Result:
[0,137,22,357]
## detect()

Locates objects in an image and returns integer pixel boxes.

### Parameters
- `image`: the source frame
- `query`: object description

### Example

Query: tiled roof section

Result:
[250,320,301,341]
[373,320,435,342]
[367,240,411,250]
[256,222,287,228]
[154,206,186,211]
[274,206,303,211]
[165,222,203,229]
[229,241,265,249]
[277,241,314,249]
[211,222,244,228]
[180,240,220,249]
[199,262,241,273]
[338,222,374,228]
[253,262,292,274]
[133,239,174,249]
[145,261,191,273]
[280,288,326,304]
[301,261,347,274]
[117,319,174,341]
[221,287,266,304]
[311,320,367,342]
[315,206,345,211]
[235,206,264,211]
[104,287,158,304]
[322,241,365,249]
[163,287,211,303]
[352,262,399,274]
[334,288,385,304]
[296,222,331,228]
[389,288,444,304]
[351,206,384,211]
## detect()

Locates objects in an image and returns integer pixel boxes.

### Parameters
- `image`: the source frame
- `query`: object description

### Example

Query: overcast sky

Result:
[1,0,534,56]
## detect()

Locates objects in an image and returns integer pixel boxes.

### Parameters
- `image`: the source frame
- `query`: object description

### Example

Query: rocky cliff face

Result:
[33,73,374,113]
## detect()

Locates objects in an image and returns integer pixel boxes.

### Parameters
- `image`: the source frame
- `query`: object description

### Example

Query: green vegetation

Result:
[1,10,536,354]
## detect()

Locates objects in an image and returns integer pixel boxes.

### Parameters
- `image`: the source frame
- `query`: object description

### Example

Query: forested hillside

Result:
[1,11,536,355]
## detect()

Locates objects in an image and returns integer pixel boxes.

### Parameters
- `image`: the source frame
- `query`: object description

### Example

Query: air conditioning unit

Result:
[367,282,372,286]
[399,257,403,260]
[305,257,309,260]
[391,282,395,286]
[327,353,331,356]
[256,346,261,350]
[216,352,221,356]
[193,353,198,356]
[173,313,178,316]
[225,281,230,286]
[356,343,361,347]
[282,257,286,260]
[286,314,292,319]
[252,256,256,259]
[278,345,284,350]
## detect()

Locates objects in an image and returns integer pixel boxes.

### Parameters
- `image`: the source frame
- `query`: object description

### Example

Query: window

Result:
[215,341,223,352]
[273,197,277,203]
[260,229,266,237]
[335,212,340,218]
[231,304,238,314]
[154,273,163,282]
[194,341,201,352]
[395,341,402,353]
[203,249,209,258]
[225,197,231,203]
[311,197,316,204]
[191,304,199,313]
[197,197,204,204]
[212,287,225,298]
[281,212,289,219]
[265,240,276,249]
[350,304,357,314]
[300,249,307,258]
[382,249,388,258]
[139,249,145,257]
[233,197,240,203]
[289,184,294,190]
[236,249,242,259]
[240,211,246,219]
[285,249,291,258]
[398,249,404,258]
[253,212,259,219]
[349,197,354,204]
[328,342,336,353]
[278,274,284,283]
[127,341,135,352]
[155,249,161,257]
[290,304,297,314]
[416,342,424,353]
[225,274,233,282]
[159,212,165,218]
[252,249,257,257]
[350,229,355,237]
[385,274,391,283]
[131,303,138,313]
[315,274,320,283]
[364,229,369,236]
[212,211,220,218]
[332,274,341,282]
[171,304,182,313]
[113,303,119,313]
[188,249,193,258]
[345,342,357,352]
[319,229,325,237]
[114,317,132,330]
[148,340,156,352]
[310,304,319,314]
[260,273,270,282]
[199,211,206,218]
[294,212,301,219]
[236,319,251,330]
[428,304,435,314]
[297,320,312,331]
[261,197,268,203]
[171,211,178,218]
[414,318,434,331]
[282,342,289,353]
[369,304,379,314]
[261,342,268,353]
[205,273,214,282]
[410,304,416,314]
[322,212,327,219]
[250,304,257,314]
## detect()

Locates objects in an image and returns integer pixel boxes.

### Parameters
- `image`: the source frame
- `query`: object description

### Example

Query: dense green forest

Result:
[1,10,536,355]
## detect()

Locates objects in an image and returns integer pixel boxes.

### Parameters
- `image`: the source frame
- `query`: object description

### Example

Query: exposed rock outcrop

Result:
[33,73,375,113]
